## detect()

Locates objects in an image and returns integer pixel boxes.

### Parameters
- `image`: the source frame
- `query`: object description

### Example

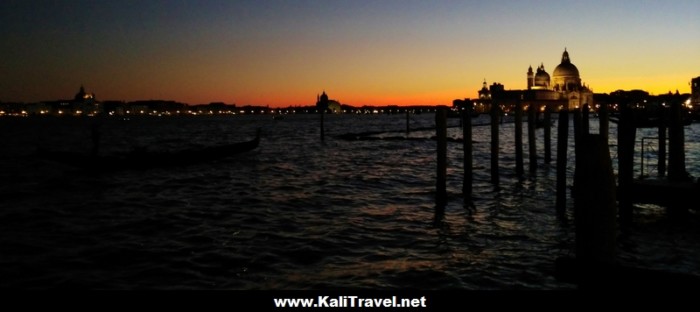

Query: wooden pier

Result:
[629,179,699,209]
[617,99,698,216]
[334,99,698,286]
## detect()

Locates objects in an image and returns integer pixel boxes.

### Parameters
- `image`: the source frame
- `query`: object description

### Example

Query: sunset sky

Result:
[2,0,699,107]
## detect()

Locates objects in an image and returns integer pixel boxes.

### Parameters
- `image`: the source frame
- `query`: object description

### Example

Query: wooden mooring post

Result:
[582,104,590,135]
[528,102,537,174]
[462,104,474,209]
[599,102,609,142]
[436,108,448,214]
[515,99,524,177]
[572,108,582,156]
[320,108,325,141]
[556,109,569,216]
[617,103,635,226]
[406,110,410,134]
[572,107,582,198]
[575,134,617,266]
[490,102,500,187]
[658,107,666,177]
[668,99,686,182]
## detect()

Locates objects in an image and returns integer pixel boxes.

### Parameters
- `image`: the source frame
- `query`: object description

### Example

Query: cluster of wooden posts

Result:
[433,101,575,217]
[319,98,692,282]
[434,99,689,266]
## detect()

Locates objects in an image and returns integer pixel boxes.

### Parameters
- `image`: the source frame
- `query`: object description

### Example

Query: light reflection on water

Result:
[0,114,698,289]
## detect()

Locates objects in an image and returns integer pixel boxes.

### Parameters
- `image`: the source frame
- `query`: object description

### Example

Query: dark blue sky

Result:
[2,0,699,106]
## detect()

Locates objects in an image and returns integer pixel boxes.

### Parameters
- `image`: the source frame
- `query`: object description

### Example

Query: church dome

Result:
[533,63,550,88]
[535,65,550,84]
[553,49,580,78]
[553,62,579,78]
[552,49,582,91]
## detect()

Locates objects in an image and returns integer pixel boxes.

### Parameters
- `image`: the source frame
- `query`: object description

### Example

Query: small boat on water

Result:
[38,129,261,172]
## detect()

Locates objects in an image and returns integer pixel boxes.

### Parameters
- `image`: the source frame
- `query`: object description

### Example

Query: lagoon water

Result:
[1,113,699,289]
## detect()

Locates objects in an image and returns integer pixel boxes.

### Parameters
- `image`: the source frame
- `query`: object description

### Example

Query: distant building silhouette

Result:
[469,49,594,112]
[523,49,593,110]
[72,85,100,115]
[27,85,102,116]
[478,79,491,99]
[316,91,341,113]
[74,85,94,102]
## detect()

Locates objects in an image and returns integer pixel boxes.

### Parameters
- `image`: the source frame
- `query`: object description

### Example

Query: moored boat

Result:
[38,129,261,171]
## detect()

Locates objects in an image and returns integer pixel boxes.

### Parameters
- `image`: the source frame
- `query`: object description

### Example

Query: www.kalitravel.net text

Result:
[274,295,428,308]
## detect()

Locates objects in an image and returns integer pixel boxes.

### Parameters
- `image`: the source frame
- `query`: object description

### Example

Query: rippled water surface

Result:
[1,114,699,289]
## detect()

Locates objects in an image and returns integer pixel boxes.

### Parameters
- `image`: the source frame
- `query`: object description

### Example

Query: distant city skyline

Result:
[2,0,699,107]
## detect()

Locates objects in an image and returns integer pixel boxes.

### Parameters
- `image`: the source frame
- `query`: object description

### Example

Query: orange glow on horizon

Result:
[2,2,699,108]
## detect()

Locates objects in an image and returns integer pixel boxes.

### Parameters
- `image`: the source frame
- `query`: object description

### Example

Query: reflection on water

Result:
[0,114,698,289]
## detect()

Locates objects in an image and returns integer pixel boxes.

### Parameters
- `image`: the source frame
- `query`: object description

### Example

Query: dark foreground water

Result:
[1,114,699,289]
